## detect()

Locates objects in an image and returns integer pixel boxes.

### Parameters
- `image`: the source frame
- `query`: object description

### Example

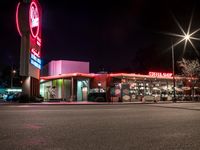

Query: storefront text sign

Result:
[148,72,172,77]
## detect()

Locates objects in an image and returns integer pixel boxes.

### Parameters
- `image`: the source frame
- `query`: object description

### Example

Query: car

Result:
[3,93,8,101]
[0,93,3,99]
[88,92,106,102]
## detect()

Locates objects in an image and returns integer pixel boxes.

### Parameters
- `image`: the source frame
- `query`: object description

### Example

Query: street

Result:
[0,103,200,150]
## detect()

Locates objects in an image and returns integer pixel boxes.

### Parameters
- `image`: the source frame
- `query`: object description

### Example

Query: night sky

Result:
[1,0,200,74]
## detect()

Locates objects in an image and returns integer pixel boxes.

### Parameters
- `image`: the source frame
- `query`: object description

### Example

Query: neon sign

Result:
[30,52,41,69]
[148,72,172,78]
[36,36,42,47]
[31,48,40,57]
[16,2,22,37]
[29,1,40,38]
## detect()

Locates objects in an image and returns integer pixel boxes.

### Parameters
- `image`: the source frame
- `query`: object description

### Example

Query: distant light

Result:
[98,82,102,87]
[13,70,16,74]
[6,89,22,92]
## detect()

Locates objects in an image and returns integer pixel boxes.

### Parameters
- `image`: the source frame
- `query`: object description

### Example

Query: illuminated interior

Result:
[40,70,199,102]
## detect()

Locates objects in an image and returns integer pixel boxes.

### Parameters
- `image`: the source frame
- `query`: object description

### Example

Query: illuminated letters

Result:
[148,72,172,77]
[30,52,41,69]
[29,1,40,38]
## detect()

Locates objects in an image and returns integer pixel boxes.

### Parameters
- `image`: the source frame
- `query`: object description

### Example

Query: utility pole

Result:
[172,43,176,102]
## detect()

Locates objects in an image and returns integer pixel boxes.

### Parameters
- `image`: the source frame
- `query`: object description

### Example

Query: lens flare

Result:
[165,12,200,56]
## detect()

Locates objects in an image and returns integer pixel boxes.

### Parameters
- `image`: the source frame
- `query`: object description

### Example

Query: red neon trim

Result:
[40,72,194,81]
[16,2,22,37]
[31,48,40,57]
[37,36,41,43]
[40,73,95,80]
[37,41,41,47]
[109,73,174,79]
[29,1,40,38]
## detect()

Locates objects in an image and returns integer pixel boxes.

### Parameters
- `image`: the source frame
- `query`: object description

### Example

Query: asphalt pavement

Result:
[0,103,200,150]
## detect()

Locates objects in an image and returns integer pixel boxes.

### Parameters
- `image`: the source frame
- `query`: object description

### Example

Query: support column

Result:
[71,77,74,101]
[62,78,64,101]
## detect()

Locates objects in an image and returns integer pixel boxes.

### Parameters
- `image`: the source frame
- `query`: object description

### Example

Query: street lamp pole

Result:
[166,14,200,101]
[171,43,176,102]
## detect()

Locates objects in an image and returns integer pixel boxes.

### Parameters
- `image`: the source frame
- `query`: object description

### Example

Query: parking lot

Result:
[0,103,200,150]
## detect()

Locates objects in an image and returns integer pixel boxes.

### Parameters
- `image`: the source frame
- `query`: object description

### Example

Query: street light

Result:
[171,33,193,102]
[166,13,200,102]
[13,70,16,74]
[166,13,200,56]
[11,69,16,88]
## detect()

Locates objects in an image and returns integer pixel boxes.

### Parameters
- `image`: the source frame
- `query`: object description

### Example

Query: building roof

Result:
[40,72,196,81]
[40,73,95,80]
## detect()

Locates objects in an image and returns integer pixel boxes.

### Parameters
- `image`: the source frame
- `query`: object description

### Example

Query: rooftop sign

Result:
[148,72,172,78]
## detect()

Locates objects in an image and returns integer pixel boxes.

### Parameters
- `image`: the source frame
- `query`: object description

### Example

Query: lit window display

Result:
[40,65,200,102]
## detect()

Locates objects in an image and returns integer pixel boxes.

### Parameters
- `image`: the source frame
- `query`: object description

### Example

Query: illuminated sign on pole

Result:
[16,0,42,97]
[148,72,172,78]
[30,52,41,69]
[29,1,40,38]
[16,2,22,37]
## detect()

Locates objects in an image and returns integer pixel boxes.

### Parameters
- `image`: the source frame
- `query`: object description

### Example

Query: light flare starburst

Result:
[165,12,200,56]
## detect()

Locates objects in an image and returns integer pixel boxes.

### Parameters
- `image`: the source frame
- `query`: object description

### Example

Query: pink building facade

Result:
[41,60,89,76]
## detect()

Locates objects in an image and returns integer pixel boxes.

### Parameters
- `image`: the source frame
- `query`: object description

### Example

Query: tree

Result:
[177,58,200,100]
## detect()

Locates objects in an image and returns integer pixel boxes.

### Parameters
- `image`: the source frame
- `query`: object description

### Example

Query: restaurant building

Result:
[40,60,199,102]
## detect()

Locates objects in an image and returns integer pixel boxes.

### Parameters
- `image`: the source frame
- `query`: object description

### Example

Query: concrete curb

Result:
[0,100,199,106]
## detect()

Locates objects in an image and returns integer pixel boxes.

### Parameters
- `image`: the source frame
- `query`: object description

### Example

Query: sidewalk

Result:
[0,100,155,105]
[0,99,199,106]
[149,102,200,110]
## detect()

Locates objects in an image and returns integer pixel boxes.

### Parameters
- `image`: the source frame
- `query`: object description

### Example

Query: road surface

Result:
[0,103,200,150]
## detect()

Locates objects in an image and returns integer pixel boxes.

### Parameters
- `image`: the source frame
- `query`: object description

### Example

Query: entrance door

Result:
[82,87,88,101]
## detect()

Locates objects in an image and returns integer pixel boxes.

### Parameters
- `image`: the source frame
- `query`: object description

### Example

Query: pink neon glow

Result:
[37,36,41,43]
[37,40,41,47]
[31,48,40,57]
[148,72,172,78]
[109,73,174,79]
[29,1,40,38]
[41,72,193,81]
[40,73,95,80]
[16,2,22,37]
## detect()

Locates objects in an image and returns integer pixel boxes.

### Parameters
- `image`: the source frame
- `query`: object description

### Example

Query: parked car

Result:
[4,92,22,102]
[88,92,106,102]
[0,93,3,99]
[3,93,9,100]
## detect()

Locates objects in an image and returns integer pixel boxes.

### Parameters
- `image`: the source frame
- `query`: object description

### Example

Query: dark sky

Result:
[1,0,200,74]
